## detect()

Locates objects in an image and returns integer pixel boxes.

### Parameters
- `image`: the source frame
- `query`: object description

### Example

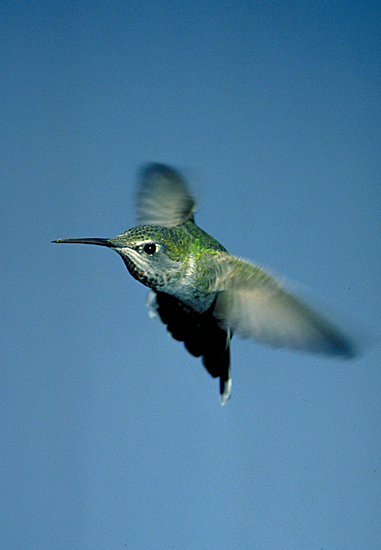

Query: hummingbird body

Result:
[54,163,356,404]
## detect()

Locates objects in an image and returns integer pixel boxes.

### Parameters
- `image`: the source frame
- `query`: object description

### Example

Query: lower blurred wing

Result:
[213,255,356,358]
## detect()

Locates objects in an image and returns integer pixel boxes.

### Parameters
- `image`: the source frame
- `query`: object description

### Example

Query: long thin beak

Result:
[52,238,115,248]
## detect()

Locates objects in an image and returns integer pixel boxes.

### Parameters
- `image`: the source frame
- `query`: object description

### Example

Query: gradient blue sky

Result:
[1,1,380,548]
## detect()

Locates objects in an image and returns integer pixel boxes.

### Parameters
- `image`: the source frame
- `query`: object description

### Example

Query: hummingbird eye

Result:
[143,243,157,255]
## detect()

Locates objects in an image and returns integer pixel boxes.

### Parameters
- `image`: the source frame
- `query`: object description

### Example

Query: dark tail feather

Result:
[150,291,232,403]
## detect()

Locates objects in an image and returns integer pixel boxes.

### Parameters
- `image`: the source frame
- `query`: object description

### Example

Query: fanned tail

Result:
[147,291,232,404]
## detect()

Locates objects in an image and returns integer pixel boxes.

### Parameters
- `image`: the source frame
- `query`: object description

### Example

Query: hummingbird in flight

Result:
[53,163,355,404]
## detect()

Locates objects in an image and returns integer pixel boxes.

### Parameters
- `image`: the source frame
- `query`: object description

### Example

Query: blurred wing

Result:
[136,163,196,226]
[213,255,356,358]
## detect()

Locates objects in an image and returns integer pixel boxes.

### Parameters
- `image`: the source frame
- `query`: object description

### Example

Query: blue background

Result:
[1,1,380,548]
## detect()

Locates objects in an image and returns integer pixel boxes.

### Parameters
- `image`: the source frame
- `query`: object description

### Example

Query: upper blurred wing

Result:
[136,163,196,226]
[212,254,356,358]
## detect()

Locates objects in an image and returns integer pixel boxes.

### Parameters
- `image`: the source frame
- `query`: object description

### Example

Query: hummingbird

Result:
[53,163,355,404]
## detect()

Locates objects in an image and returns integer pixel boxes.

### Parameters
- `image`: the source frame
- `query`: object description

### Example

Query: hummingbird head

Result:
[110,225,193,291]
[54,224,192,293]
